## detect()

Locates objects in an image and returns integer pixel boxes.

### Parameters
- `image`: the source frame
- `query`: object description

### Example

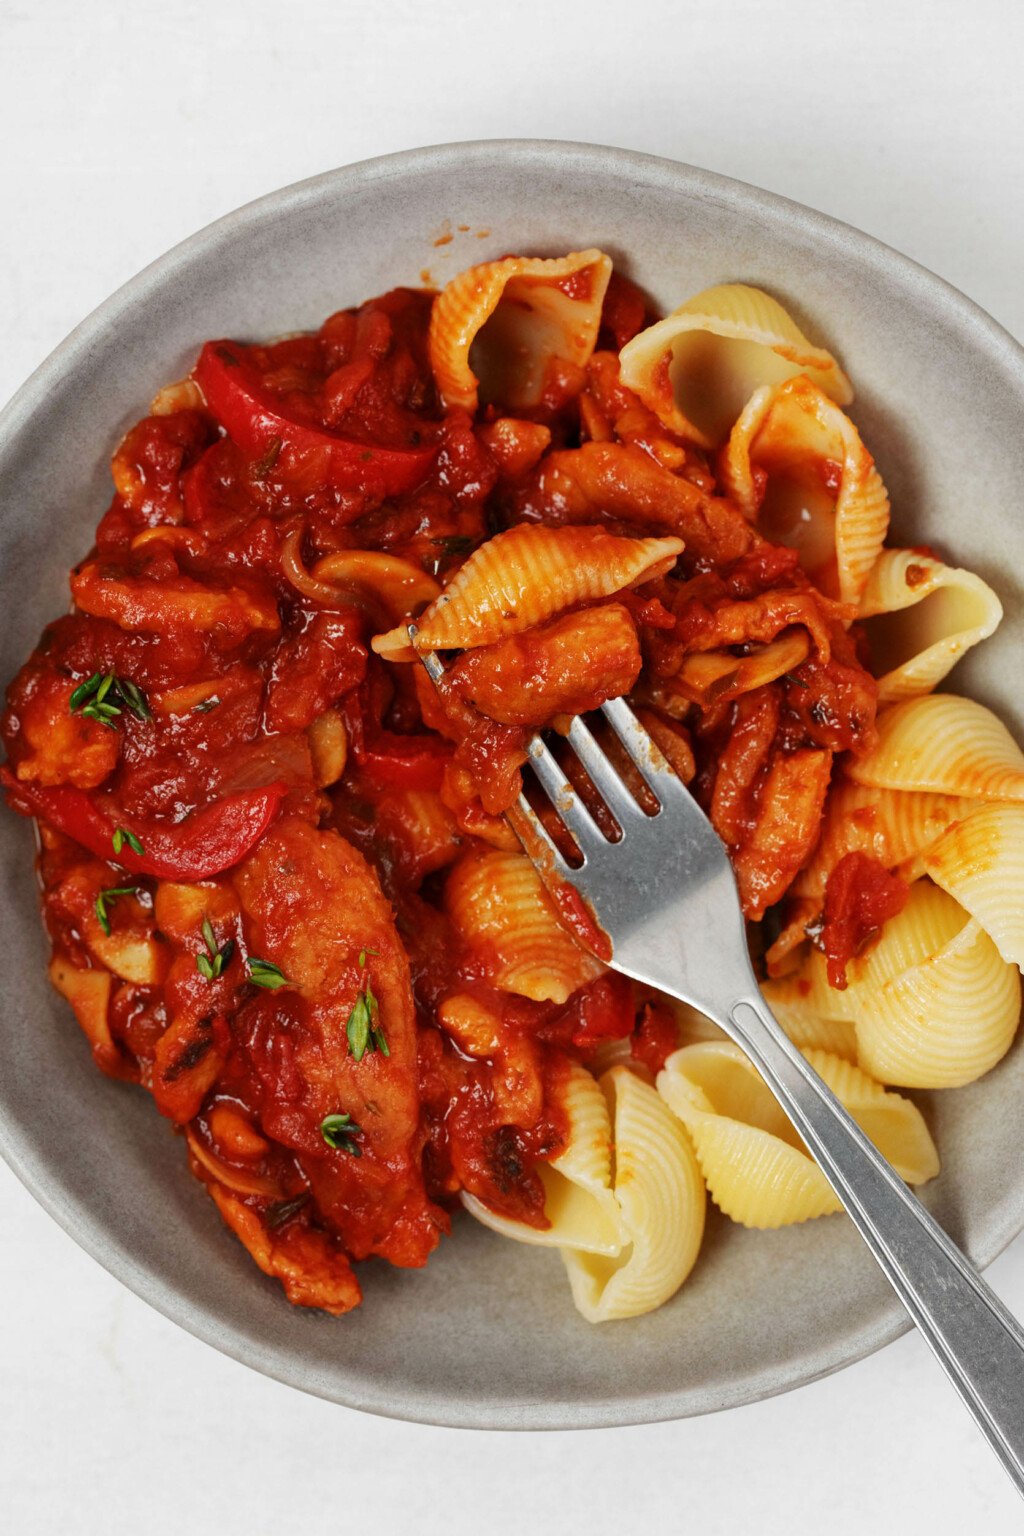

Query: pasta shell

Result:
[561,1066,706,1322]
[373,525,682,657]
[445,849,603,1003]
[719,375,889,605]
[859,549,1002,702]
[848,695,1024,801]
[717,385,774,513]
[618,284,852,449]
[760,976,858,1061]
[802,1049,939,1185]
[429,249,613,413]
[657,1040,937,1227]
[922,805,1024,969]
[461,1061,626,1256]
[852,877,965,987]
[791,778,979,901]
[846,879,1021,1087]
[658,1042,839,1226]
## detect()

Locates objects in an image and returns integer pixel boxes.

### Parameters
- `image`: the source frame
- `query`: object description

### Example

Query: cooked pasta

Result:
[3,245,1020,1326]
[849,695,1024,800]
[373,524,682,657]
[618,283,852,448]
[464,1061,705,1320]
[719,374,890,605]
[858,549,1002,702]
[657,1041,938,1227]
[429,248,613,413]
[445,848,604,1003]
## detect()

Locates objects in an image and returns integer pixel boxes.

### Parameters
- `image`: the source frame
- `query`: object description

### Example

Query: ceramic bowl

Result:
[2,141,1023,1429]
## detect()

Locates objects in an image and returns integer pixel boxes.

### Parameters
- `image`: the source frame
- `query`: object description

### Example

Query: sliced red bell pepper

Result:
[352,729,452,791]
[339,691,452,791]
[2,770,287,880]
[194,341,436,499]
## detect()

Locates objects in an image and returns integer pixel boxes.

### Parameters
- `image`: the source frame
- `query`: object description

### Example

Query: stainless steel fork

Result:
[413,638,1024,1495]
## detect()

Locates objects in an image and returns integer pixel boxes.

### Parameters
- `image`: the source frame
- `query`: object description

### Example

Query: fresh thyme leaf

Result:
[80,700,121,728]
[346,968,386,1061]
[357,947,379,968]
[197,918,234,980]
[264,1192,310,1231]
[94,884,139,937]
[69,673,102,710]
[432,535,475,557]
[346,992,372,1062]
[193,695,221,714]
[117,679,152,721]
[782,672,810,690]
[320,1112,362,1155]
[247,957,291,990]
[251,436,282,480]
[70,672,150,726]
[112,826,145,857]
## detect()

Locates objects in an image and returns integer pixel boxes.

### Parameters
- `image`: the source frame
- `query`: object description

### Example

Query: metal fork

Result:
[412,640,1024,1496]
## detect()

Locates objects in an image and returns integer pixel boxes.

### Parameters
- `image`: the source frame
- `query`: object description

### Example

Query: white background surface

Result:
[2,0,1023,1530]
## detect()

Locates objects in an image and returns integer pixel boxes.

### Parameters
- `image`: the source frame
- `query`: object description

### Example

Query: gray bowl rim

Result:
[1,138,1023,1430]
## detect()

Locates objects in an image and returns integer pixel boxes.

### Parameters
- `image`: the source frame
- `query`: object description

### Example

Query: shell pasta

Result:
[2,244,1020,1327]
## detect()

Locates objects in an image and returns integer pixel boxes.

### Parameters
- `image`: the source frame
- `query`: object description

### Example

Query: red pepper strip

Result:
[339,692,452,791]
[194,341,437,498]
[2,770,287,880]
[353,730,452,791]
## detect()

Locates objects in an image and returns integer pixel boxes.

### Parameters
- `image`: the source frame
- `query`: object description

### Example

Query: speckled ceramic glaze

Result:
[1,141,1022,1429]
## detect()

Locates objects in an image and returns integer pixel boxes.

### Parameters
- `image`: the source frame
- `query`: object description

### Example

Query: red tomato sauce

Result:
[2,275,882,1314]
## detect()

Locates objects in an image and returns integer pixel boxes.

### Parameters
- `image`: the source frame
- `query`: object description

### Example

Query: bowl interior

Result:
[2,141,1023,1428]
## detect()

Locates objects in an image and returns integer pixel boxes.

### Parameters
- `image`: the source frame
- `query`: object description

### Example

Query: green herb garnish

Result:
[346,949,388,1062]
[193,694,221,714]
[70,672,151,727]
[94,885,139,937]
[320,1112,362,1156]
[247,957,291,990]
[112,826,145,857]
[251,436,282,480]
[196,915,236,980]
[264,1192,310,1230]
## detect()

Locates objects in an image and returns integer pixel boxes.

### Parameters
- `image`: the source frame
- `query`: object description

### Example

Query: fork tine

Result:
[599,696,689,800]
[506,794,573,878]
[565,714,650,825]
[525,734,610,857]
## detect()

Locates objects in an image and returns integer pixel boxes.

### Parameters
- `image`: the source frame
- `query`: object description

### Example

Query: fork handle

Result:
[728,992,1024,1497]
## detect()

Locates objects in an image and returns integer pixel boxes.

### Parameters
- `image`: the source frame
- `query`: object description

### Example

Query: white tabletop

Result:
[2,0,1023,1528]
